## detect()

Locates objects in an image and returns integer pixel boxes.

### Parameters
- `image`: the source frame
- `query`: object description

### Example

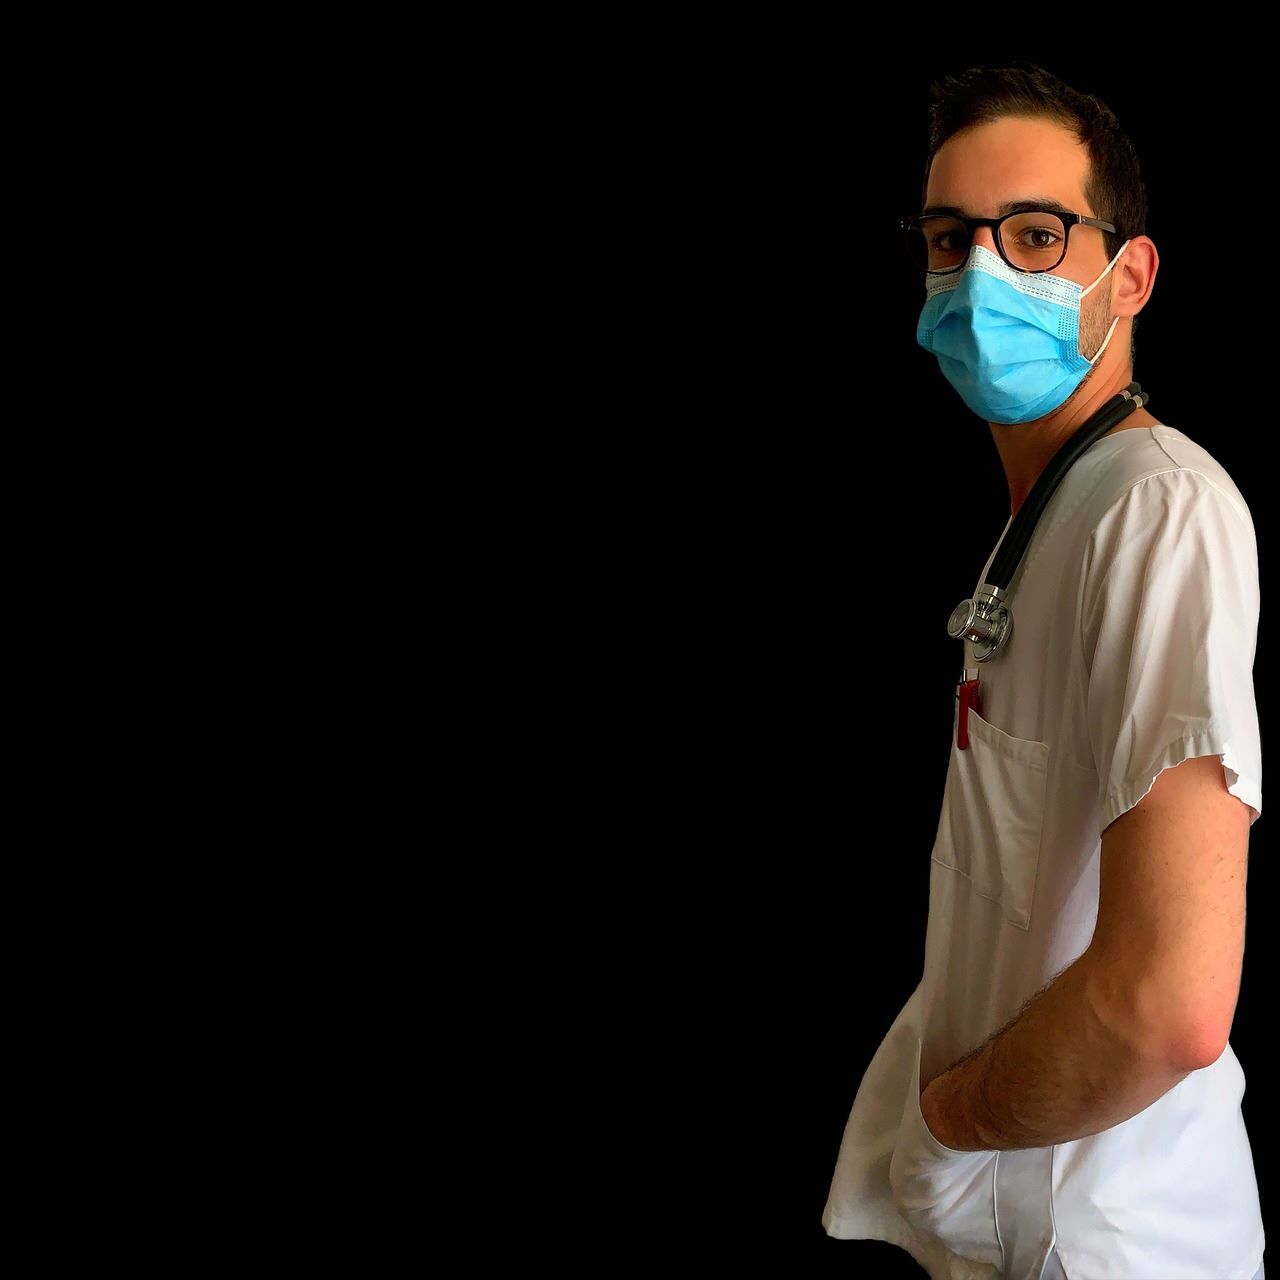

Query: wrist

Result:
[920,1076,963,1151]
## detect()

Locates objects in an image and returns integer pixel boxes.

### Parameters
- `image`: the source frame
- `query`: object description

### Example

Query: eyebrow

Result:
[920,196,1080,219]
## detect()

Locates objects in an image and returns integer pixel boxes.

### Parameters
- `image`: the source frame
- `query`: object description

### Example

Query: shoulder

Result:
[1077,425,1256,547]
[1144,425,1254,530]
[1068,427,1261,640]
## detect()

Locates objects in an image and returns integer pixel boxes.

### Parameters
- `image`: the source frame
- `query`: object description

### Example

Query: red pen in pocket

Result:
[956,675,981,750]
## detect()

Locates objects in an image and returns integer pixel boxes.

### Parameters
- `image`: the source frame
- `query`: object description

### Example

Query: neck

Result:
[990,365,1159,520]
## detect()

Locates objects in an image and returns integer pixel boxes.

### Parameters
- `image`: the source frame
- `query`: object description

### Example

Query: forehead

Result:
[924,115,1092,218]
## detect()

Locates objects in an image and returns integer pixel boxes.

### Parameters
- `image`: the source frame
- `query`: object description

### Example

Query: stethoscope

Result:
[947,381,1149,748]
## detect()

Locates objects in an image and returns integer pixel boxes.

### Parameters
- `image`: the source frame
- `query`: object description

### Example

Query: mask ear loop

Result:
[1080,237,1131,297]
[1081,238,1132,365]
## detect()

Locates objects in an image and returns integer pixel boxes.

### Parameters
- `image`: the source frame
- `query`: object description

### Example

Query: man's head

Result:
[920,61,1154,376]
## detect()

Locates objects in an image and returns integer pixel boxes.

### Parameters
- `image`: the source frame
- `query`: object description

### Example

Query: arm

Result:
[920,752,1250,1152]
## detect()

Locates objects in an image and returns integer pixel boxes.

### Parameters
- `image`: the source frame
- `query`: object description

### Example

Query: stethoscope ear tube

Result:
[985,382,1147,592]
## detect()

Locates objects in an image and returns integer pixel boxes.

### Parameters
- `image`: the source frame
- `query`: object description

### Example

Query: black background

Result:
[630,29,1272,1278]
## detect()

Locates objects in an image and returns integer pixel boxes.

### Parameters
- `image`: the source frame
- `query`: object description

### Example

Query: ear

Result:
[1112,236,1158,319]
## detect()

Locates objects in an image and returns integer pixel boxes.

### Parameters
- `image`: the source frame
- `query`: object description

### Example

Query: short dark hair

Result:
[921,61,1147,367]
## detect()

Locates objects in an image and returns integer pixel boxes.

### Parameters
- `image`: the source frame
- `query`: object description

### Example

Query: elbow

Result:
[1085,952,1235,1074]
[1155,1006,1235,1073]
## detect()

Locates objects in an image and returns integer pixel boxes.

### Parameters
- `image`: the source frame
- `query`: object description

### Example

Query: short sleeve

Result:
[1080,468,1262,835]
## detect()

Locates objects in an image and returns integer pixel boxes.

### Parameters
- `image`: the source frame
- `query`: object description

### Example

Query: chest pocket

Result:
[932,705,1050,931]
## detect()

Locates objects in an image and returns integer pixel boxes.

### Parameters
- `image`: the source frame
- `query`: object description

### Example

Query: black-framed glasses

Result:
[898,207,1118,275]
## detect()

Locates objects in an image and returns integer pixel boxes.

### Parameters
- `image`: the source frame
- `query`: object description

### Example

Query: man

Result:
[820,63,1265,1280]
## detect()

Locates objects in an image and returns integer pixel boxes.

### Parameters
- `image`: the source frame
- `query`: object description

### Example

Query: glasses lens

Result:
[907,216,968,273]
[998,211,1067,272]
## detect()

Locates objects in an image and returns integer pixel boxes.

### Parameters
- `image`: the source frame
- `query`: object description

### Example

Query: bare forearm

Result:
[921,948,1195,1152]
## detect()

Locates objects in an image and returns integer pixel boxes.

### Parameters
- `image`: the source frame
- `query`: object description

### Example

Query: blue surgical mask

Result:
[916,238,1131,424]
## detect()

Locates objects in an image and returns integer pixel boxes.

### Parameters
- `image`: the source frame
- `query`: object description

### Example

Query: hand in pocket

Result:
[889,1036,1003,1270]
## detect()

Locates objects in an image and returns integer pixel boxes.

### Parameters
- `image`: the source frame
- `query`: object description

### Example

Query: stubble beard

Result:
[1057,277,1118,415]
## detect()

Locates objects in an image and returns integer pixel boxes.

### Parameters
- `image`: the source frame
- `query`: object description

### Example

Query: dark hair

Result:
[921,61,1147,366]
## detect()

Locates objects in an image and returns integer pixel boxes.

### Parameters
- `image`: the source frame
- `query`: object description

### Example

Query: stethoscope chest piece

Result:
[947,585,1013,662]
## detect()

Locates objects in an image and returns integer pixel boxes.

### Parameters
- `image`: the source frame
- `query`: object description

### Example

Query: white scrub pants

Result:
[1039,1248,1263,1279]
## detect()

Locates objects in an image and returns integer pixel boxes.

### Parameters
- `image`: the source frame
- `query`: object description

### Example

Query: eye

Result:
[1011,225,1062,250]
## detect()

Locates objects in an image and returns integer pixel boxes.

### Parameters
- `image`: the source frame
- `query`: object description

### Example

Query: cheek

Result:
[1085,283,1113,335]
[1076,289,1110,359]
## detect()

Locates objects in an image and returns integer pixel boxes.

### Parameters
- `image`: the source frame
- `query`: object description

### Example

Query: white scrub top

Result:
[821,425,1265,1280]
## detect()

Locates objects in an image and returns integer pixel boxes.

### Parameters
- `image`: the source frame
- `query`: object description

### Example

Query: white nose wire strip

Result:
[926,237,1131,306]
[924,244,1081,309]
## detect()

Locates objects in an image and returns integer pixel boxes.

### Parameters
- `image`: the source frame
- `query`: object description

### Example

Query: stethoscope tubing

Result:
[986,381,1149,592]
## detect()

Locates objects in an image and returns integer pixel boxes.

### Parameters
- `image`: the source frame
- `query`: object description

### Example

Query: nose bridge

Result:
[971,220,1000,254]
